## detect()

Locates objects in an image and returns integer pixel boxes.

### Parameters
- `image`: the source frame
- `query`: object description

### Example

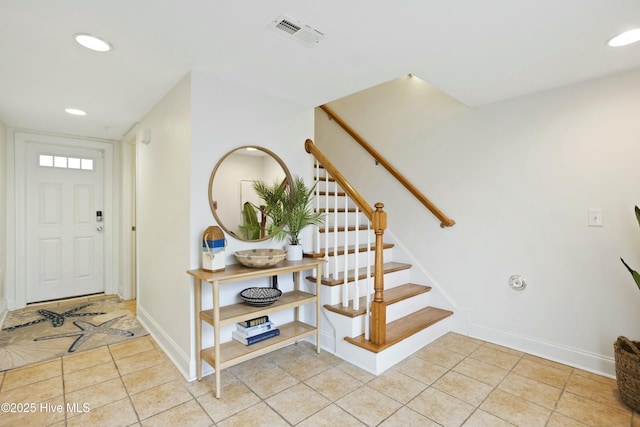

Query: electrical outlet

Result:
[588,208,603,227]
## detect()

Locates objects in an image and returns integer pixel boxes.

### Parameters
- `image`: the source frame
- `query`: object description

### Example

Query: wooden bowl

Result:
[234,248,287,268]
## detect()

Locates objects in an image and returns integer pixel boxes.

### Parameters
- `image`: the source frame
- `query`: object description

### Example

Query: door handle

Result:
[96,225,103,232]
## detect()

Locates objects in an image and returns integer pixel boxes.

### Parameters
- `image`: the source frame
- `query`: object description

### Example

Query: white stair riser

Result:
[316,229,376,247]
[386,292,430,323]
[317,211,368,228]
[322,247,393,274]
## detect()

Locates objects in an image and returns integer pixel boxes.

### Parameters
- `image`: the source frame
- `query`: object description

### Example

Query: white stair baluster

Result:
[342,190,349,307]
[353,206,360,311]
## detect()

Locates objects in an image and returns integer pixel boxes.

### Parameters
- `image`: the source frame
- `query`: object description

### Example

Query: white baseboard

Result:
[462,322,615,379]
[136,304,192,381]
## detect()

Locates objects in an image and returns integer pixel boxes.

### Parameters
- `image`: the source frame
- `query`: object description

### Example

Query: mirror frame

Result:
[208,145,292,242]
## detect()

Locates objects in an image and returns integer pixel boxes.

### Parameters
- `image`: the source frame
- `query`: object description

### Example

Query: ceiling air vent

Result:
[269,15,325,47]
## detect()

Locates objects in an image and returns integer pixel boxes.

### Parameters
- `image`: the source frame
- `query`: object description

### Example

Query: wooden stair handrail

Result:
[319,104,456,228]
[305,139,374,220]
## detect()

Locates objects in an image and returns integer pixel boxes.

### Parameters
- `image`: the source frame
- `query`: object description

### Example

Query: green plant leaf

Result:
[621,258,640,291]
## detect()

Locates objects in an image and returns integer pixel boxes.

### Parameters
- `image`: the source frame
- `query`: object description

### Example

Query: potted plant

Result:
[252,176,324,260]
[616,205,640,412]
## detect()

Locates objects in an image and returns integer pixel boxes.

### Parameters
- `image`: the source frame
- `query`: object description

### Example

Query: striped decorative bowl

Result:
[240,287,282,306]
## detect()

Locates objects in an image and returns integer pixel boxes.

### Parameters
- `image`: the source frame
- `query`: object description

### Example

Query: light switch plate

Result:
[588,208,603,227]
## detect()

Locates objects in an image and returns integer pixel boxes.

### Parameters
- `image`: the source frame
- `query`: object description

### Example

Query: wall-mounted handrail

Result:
[319,104,456,228]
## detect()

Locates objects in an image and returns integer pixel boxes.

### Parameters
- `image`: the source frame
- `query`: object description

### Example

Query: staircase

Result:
[303,140,454,374]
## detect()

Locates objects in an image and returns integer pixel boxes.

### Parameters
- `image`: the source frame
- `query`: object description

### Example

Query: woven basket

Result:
[614,336,640,412]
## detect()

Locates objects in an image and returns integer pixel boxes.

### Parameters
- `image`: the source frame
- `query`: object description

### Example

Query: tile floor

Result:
[1,322,638,426]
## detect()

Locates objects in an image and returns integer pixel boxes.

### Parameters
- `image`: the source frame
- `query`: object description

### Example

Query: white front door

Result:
[26,142,105,303]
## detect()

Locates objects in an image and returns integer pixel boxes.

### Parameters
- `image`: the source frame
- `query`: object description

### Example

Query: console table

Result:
[187,257,325,398]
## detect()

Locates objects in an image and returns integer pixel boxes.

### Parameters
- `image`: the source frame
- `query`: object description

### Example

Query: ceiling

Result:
[1,0,639,141]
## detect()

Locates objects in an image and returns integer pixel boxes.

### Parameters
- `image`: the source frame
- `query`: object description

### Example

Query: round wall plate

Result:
[508,275,527,291]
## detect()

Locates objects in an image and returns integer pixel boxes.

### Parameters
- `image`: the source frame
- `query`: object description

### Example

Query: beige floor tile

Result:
[392,356,449,385]
[481,342,524,357]
[453,357,509,387]
[522,353,573,373]
[555,391,632,427]
[186,369,237,398]
[197,381,261,422]
[217,401,289,427]
[512,358,571,389]
[414,343,467,369]
[369,369,427,404]
[296,403,366,426]
[63,360,119,392]
[0,375,62,404]
[570,367,616,385]
[304,366,363,401]
[378,406,441,427]
[130,379,193,420]
[462,409,516,426]
[480,389,551,427]
[433,370,494,406]
[498,372,562,409]
[266,382,331,424]
[434,332,484,355]
[276,352,331,380]
[233,363,299,399]
[228,355,276,383]
[335,361,376,383]
[62,345,113,374]
[0,394,66,427]
[109,335,155,360]
[122,361,180,395]
[65,377,128,411]
[408,386,475,427]
[470,344,521,370]
[114,348,165,376]
[141,399,213,427]
[546,411,591,427]
[336,385,403,426]
[66,397,138,427]
[1,358,61,391]
[564,371,627,410]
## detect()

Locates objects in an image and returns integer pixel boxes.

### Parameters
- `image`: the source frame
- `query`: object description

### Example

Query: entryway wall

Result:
[5,130,120,310]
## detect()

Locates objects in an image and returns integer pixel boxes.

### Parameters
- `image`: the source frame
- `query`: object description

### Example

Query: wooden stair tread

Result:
[324,283,432,318]
[307,262,411,286]
[344,307,453,353]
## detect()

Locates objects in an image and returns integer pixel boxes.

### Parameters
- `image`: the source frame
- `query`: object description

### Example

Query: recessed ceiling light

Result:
[607,28,640,47]
[73,33,112,52]
[65,108,87,116]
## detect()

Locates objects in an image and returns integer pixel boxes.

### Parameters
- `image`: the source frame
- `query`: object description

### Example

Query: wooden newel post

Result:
[370,202,387,346]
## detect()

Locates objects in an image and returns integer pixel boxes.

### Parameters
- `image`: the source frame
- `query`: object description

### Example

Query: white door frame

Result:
[12,131,115,309]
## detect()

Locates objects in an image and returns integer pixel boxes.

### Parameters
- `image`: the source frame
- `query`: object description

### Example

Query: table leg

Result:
[194,278,202,380]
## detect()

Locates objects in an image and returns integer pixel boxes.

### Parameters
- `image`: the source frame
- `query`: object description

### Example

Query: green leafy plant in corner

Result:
[620,205,640,291]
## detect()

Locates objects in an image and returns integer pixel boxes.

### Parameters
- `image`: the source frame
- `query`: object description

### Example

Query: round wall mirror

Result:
[208,146,292,241]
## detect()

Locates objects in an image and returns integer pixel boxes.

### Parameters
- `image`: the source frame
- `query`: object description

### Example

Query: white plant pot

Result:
[285,244,303,261]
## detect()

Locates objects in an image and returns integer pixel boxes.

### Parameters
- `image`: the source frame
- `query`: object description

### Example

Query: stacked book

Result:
[232,315,280,345]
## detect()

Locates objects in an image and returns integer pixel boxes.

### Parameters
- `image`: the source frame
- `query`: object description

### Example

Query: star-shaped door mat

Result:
[0,295,148,371]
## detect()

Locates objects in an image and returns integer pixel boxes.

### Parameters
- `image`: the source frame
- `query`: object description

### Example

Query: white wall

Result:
[0,119,6,316]
[316,69,640,376]
[135,71,314,379]
[134,74,193,374]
